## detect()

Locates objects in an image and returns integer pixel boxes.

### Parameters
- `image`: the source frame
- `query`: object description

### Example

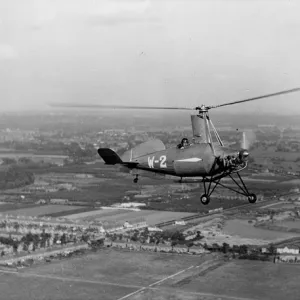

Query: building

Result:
[276,245,300,255]
[175,221,186,225]
[148,227,163,232]
[50,199,69,204]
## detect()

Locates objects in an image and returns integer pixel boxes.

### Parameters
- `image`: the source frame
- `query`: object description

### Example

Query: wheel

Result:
[200,194,210,205]
[133,177,138,183]
[248,193,257,204]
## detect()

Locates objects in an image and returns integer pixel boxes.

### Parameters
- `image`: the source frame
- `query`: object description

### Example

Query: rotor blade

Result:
[48,102,193,110]
[208,87,300,109]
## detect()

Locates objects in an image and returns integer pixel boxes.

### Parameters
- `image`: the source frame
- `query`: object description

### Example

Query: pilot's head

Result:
[182,138,189,146]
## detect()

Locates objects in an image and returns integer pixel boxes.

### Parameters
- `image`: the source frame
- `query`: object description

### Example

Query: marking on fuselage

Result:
[148,155,167,169]
[159,155,167,168]
[148,156,155,168]
[176,157,202,162]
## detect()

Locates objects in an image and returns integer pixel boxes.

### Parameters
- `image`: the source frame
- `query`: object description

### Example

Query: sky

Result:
[0,0,300,114]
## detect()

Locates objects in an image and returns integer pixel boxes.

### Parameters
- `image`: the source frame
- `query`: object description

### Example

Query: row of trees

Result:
[0,231,89,256]
[108,228,204,247]
[0,166,34,190]
[64,142,98,164]
[0,219,103,236]
[107,229,277,262]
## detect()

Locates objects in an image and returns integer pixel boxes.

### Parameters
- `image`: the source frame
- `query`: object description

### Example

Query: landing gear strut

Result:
[133,175,139,183]
[200,172,257,205]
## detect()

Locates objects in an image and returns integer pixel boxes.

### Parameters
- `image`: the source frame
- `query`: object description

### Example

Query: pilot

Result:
[177,138,189,149]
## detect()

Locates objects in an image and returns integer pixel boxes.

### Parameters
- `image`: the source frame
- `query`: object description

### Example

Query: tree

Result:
[2,158,16,165]
[23,243,28,252]
[196,231,204,240]
[232,245,240,253]
[222,242,230,254]
[171,231,185,242]
[18,157,32,164]
[268,244,276,255]
[239,245,248,255]
[131,235,138,242]
[187,242,194,248]
[60,233,67,245]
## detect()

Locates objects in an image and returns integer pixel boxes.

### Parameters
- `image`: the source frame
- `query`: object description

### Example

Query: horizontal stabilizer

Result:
[123,162,139,168]
[98,148,123,165]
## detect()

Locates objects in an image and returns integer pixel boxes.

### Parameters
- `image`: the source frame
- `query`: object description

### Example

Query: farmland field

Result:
[153,260,300,300]
[275,220,300,230]
[0,203,39,212]
[65,209,194,225]
[1,250,299,300]
[266,202,300,210]
[42,207,97,218]
[38,173,109,184]
[65,208,135,220]
[2,204,82,217]
[223,219,300,241]
[0,152,67,164]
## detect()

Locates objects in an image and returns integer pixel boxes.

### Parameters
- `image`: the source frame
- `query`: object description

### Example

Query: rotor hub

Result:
[195,105,209,113]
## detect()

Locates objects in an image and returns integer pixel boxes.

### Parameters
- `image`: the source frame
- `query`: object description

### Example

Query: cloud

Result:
[87,14,158,26]
[0,44,18,60]
[85,0,155,26]
[29,0,155,29]
[88,0,151,16]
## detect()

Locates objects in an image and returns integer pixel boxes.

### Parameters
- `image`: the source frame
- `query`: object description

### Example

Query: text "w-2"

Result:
[148,155,167,169]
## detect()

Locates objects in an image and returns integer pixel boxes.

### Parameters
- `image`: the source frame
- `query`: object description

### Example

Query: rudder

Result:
[98,148,123,165]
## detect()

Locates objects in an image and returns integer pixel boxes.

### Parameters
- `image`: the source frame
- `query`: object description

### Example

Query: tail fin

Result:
[121,139,165,161]
[98,148,123,165]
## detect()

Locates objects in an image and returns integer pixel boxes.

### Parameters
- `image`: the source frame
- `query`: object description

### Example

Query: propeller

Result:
[241,131,256,150]
[48,87,300,112]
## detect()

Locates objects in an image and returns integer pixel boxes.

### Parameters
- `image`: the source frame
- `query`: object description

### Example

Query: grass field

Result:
[2,204,81,217]
[223,219,300,241]
[65,209,194,225]
[0,249,212,300]
[156,260,300,300]
[276,220,300,230]
[0,203,39,213]
[267,203,300,210]
[65,208,130,220]
[42,207,97,218]
[1,250,300,300]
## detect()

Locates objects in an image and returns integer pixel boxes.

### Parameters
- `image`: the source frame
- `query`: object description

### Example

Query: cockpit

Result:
[177,138,189,149]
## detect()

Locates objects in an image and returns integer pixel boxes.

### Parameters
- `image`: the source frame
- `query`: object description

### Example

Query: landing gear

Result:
[200,194,210,205]
[200,176,220,206]
[248,193,257,204]
[133,175,139,183]
[200,172,256,205]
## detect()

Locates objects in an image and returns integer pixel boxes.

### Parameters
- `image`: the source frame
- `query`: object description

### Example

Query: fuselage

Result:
[128,143,234,177]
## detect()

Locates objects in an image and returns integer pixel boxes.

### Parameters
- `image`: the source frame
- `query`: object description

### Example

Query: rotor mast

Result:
[191,105,224,153]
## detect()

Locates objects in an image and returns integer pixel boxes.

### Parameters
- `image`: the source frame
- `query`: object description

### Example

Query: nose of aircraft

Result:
[239,149,249,162]
[215,147,250,170]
